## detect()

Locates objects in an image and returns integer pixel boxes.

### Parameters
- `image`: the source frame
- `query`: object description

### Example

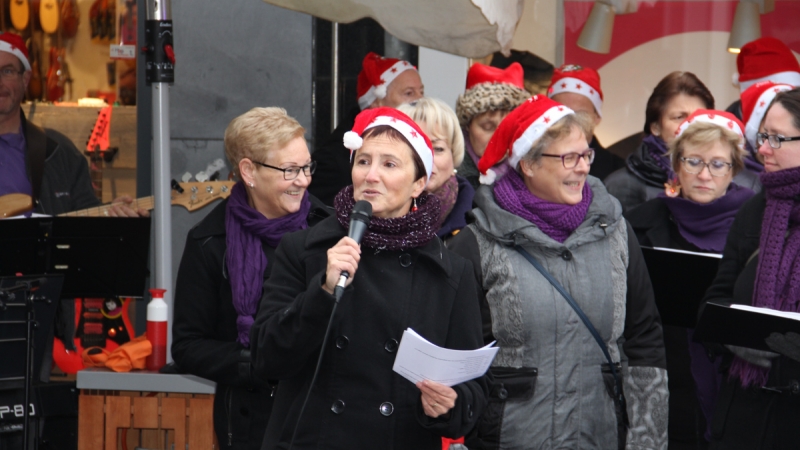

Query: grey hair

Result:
[518,112,593,169]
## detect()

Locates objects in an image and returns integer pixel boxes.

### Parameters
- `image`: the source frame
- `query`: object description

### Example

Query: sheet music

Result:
[392,328,498,387]
[730,304,800,321]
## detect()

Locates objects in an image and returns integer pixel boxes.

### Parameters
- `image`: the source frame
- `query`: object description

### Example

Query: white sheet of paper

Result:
[729,304,800,321]
[651,246,723,259]
[392,328,498,387]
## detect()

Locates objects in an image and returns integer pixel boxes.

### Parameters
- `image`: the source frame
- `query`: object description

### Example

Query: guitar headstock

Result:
[171,181,235,211]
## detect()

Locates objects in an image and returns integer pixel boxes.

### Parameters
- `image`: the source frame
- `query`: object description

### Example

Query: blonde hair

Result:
[668,122,746,176]
[398,98,465,167]
[224,107,305,178]
[519,113,592,168]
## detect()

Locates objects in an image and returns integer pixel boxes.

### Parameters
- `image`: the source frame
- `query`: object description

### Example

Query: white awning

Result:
[261,0,524,58]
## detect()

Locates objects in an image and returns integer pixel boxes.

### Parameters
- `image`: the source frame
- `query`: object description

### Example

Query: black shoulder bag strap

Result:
[24,116,48,207]
[514,244,629,428]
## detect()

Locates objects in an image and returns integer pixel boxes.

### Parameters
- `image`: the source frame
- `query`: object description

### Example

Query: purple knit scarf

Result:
[493,169,593,243]
[730,165,800,387]
[430,175,459,230]
[334,185,440,251]
[643,134,675,179]
[225,182,311,347]
[659,184,754,253]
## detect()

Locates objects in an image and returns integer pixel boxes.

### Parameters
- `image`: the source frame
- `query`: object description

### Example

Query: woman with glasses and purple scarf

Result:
[249,107,487,450]
[702,88,800,448]
[171,107,329,450]
[626,110,755,448]
[605,71,760,214]
[448,96,668,449]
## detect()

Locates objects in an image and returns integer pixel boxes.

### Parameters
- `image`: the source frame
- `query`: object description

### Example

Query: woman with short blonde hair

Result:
[224,107,305,179]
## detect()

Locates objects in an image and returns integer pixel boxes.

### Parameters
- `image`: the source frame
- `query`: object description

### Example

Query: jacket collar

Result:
[469,175,622,250]
[305,215,452,275]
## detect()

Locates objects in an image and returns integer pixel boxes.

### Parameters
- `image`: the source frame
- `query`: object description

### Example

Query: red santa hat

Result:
[455,62,530,127]
[741,81,794,149]
[342,107,433,181]
[674,109,746,150]
[547,64,604,117]
[0,32,30,71]
[736,37,800,92]
[356,52,417,110]
[477,95,574,185]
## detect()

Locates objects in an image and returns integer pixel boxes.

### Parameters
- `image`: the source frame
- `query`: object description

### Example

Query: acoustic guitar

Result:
[9,0,29,32]
[38,0,58,34]
[0,180,235,218]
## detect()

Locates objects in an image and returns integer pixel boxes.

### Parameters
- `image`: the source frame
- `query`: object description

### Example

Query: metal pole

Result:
[331,22,339,132]
[146,0,174,361]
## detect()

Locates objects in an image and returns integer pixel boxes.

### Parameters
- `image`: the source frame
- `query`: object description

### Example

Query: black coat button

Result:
[331,399,345,414]
[498,387,508,400]
[384,339,399,353]
[399,253,412,267]
[561,250,572,261]
[379,402,394,416]
[335,335,349,350]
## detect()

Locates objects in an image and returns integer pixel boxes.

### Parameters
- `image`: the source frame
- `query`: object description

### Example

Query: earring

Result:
[411,197,418,212]
[249,182,255,188]
[664,177,680,197]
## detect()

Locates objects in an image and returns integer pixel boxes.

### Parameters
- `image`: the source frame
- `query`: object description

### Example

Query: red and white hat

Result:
[674,109,746,150]
[741,81,794,149]
[357,52,417,110]
[0,32,30,71]
[736,37,800,93]
[478,95,574,185]
[548,64,604,117]
[343,107,433,182]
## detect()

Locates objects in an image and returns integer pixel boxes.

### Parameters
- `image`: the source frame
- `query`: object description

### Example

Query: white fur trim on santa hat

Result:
[0,40,30,71]
[744,84,793,148]
[675,112,745,149]
[739,71,800,93]
[548,76,603,117]
[364,114,433,181]
[357,60,415,110]
[509,106,574,169]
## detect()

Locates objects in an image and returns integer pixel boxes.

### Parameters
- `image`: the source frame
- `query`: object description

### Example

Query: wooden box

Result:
[78,390,216,450]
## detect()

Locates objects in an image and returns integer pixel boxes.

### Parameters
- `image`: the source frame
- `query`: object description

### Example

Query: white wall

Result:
[418,47,469,110]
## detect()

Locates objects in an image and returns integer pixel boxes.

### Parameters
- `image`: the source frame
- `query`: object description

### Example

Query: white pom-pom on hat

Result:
[343,131,363,151]
[374,83,387,99]
[479,169,497,185]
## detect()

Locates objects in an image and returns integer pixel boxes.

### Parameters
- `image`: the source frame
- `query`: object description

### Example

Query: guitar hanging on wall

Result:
[9,0,29,32]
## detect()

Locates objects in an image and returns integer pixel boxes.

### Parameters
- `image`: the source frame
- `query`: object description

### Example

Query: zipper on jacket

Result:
[226,386,233,446]
[599,222,608,236]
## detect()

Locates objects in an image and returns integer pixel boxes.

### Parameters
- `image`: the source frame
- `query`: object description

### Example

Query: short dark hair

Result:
[354,125,426,181]
[643,71,714,135]
[771,88,800,132]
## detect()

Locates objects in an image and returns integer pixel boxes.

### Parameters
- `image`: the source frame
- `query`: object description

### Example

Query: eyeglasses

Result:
[756,132,800,149]
[679,157,732,177]
[0,67,23,79]
[540,149,595,169]
[252,160,316,180]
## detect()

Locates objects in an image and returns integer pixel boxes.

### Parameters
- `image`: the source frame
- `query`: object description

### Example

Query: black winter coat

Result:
[249,216,489,450]
[702,191,800,449]
[625,197,700,252]
[172,195,331,450]
[307,107,359,206]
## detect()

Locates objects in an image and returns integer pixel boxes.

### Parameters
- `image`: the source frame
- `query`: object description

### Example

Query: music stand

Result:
[0,274,63,450]
[0,217,150,297]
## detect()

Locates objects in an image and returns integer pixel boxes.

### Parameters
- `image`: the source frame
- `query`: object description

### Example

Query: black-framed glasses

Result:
[0,67,24,79]
[757,132,800,149]
[679,157,732,177]
[252,160,316,180]
[540,149,595,169]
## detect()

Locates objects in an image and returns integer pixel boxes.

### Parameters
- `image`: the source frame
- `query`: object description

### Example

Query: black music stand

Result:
[0,217,150,297]
[0,275,63,450]
[641,247,722,328]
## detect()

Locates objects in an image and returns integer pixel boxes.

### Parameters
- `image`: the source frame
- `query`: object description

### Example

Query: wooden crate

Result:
[78,390,216,450]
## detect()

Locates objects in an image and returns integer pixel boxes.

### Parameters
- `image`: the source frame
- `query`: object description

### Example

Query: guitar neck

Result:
[59,196,154,217]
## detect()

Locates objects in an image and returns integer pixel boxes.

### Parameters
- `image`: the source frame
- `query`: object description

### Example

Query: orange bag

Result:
[81,334,152,372]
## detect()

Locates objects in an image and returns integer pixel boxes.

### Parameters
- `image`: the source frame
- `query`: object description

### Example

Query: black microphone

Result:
[334,200,372,300]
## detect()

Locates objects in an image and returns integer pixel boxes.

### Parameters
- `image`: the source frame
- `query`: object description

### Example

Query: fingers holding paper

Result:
[417,379,457,418]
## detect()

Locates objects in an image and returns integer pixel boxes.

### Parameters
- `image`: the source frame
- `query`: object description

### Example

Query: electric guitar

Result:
[0,180,235,218]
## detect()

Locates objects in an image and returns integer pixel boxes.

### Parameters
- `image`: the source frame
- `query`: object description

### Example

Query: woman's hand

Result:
[417,380,457,418]
[322,236,361,295]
